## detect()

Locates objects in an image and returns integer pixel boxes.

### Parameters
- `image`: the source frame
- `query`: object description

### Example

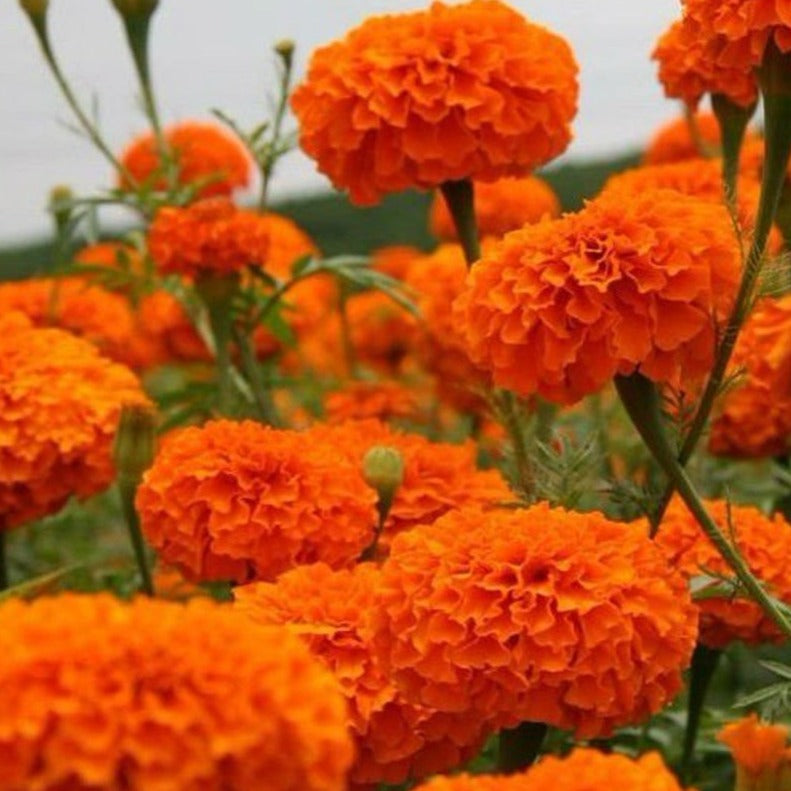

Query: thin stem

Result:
[680,645,722,783]
[616,373,791,639]
[711,93,756,211]
[118,478,154,596]
[500,392,535,500]
[0,531,8,592]
[497,722,548,774]
[231,325,281,426]
[440,179,481,265]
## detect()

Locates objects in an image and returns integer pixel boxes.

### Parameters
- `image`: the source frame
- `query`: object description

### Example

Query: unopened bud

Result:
[18,0,48,20]
[362,445,404,505]
[48,185,73,231]
[110,0,159,18]
[274,39,295,68]
[113,404,157,482]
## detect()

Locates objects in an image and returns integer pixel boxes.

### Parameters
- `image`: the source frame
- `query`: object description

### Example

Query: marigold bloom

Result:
[710,294,791,457]
[410,749,687,791]
[310,420,512,545]
[372,246,424,281]
[119,120,252,198]
[653,17,758,109]
[0,594,352,791]
[257,212,320,279]
[136,420,378,583]
[654,496,791,648]
[148,197,270,278]
[430,176,561,241]
[719,714,791,790]
[235,563,488,788]
[0,318,149,528]
[74,241,143,273]
[324,380,424,424]
[454,188,742,405]
[292,0,578,205]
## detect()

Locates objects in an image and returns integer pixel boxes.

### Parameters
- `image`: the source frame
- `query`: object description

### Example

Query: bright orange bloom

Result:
[310,420,512,546]
[410,749,688,791]
[74,241,143,273]
[371,504,697,737]
[710,294,791,457]
[119,120,252,198]
[256,212,320,279]
[719,714,791,791]
[455,188,742,405]
[653,17,758,109]
[235,563,488,788]
[292,0,578,205]
[135,289,210,363]
[654,496,791,648]
[372,246,424,281]
[136,420,378,583]
[430,177,561,241]
[0,317,149,528]
[0,594,352,791]
[324,380,424,425]
[148,197,270,278]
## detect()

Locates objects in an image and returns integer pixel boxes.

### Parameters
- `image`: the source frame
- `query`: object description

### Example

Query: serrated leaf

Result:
[760,660,791,682]
[734,682,791,708]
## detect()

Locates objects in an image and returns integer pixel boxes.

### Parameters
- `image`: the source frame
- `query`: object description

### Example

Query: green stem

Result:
[500,392,535,501]
[615,373,791,639]
[231,325,281,426]
[0,530,8,592]
[711,93,757,211]
[440,179,481,265]
[118,477,154,596]
[680,644,722,783]
[497,721,548,774]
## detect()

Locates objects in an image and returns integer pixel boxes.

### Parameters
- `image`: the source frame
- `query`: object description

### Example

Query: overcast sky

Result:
[2,1,681,244]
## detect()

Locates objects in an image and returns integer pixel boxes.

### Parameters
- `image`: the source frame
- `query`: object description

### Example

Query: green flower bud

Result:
[362,445,404,505]
[48,185,73,230]
[274,39,295,68]
[18,0,48,20]
[113,404,157,482]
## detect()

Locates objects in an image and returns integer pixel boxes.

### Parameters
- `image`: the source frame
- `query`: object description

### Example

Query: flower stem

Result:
[231,325,281,426]
[711,93,756,211]
[499,391,535,501]
[497,721,548,774]
[440,179,481,266]
[0,531,8,592]
[118,477,154,596]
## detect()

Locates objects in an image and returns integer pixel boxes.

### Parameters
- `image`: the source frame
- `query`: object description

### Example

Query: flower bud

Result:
[48,185,73,232]
[362,445,404,506]
[18,0,48,20]
[274,39,295,68]
[113,404,157,482]
[110,0,158,18]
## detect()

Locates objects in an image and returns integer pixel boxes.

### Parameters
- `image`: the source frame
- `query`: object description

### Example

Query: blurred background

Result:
[3,0,680,246]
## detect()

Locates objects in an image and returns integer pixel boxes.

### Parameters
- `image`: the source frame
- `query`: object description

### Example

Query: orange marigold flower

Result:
[148,197,270,278]
[119,120,252,198]
[719,714,791,790]
[654,496,791,648]
[411,748,688,791]
[0,320,149,528]
[430,177,561,241]
[0,593,352,791]
[136,419,378,583]
[372,246,424,281]
[235,563,488,788]
[710,294,791,457]
[74,240,143,273]
[653,17,758,109]
[256,212,320,279]
[371,504,698,737]
[310,419,512,545]
[324,380,425,425]
[291,0,579,205]
[454,188,742,405]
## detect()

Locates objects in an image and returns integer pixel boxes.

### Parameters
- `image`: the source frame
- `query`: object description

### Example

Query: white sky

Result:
[1,1,682,244]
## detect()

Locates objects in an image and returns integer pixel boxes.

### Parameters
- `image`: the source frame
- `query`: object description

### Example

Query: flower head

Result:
[372,246,424,281]
[136,420,378,583]
[119,121,252,198]
[324,380,424,424]
[292,0,578,205]
[454,188,742,405]
[0,317,149,528]
[654,496,791,648]
[235,563,488,787]
[371,504,698,737]
[719,714,791,790]
[0,593,352,791]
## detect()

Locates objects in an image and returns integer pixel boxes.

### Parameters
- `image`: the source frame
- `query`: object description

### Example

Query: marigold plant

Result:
[291,0,578,204]
[0,594,352,791]
[371,504,698,737]
[235,563,488,788]
[136,419,378,582]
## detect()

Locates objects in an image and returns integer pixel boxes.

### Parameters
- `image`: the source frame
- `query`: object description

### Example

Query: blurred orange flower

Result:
[136,420,378,583]
[324,380,424,424]
[371,504,698,737]
[455,188,741,405]
[0,316,149,528]
[654,496,791,648]
[430,177,561,241]
[235,563,488,788]
[719,714,791,790]
[372,246,424,281]
[119,120,252,198]
[292,0,578,205]
[0,593,352,791]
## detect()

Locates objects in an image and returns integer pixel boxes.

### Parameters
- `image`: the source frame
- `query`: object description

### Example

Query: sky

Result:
[1,1,682,244]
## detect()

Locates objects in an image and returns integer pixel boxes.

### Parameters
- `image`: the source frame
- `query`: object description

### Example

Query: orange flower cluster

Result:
[371,504,698,737]
[430,176,561,240]
[653,17,758,109]
[136,420,378,583]
[0,594,352,791]
[654,496,791,648]
[719,714,791,790]
[710,295,791,458]
[311,419,512,544]
[410,749,687,791]
[235,563,488,788]
[324,380,424,424]
[455,188,741,405]
[0,315,149,528]
[148,197,270,277]
[291,0,578,205]
[119,120,252,198]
